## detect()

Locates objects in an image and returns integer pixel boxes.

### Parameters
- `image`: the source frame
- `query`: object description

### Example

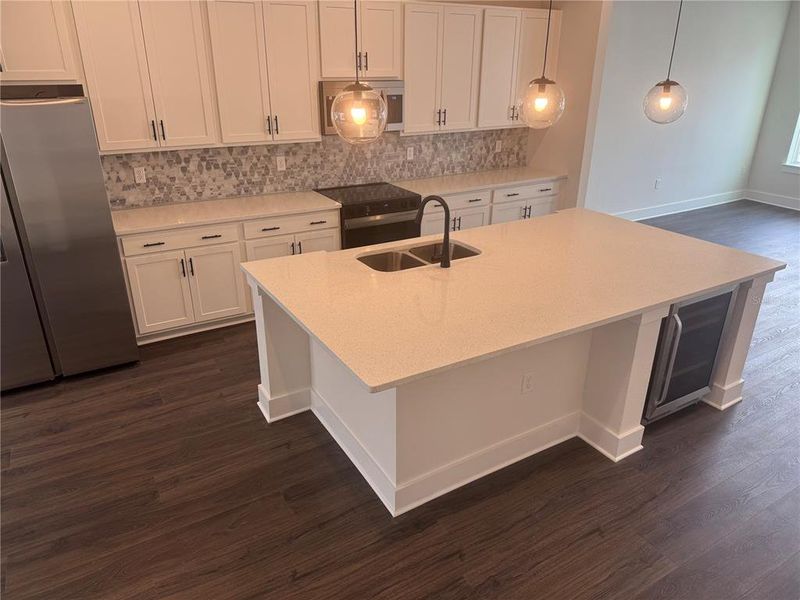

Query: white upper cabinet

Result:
[478,7,522,129]
[319,0,402,79]
[72,0,159,151]
[358,1,402,78]
[403,3,482,134]
[403,2,442,134]
[515,8,562,107]
[139,1,217,148]
[0,0,77,82]
[264,0,320,142]
[439,5,482,131]
[208,0,272,144]
[74,0,218,152]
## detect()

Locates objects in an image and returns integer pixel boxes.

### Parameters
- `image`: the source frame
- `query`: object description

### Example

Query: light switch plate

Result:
[133,166,146,184]
[276,156,286,172]
[407,147,414,160]
[495,140,502,153]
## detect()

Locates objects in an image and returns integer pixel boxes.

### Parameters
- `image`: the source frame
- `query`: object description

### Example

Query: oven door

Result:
[342,211,420,249]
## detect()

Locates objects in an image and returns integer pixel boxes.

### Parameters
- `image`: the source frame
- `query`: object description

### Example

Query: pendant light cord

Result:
[541,0,553,78]
[353,0,359,83]
[666,0,683,80]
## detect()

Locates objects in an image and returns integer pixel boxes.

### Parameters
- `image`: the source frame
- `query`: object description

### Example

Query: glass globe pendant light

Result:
[643,0,688,124]
[331,0,387,144]
[521,0,565,129]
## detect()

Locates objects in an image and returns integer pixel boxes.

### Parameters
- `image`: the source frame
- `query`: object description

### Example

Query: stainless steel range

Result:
[315,182,422,249]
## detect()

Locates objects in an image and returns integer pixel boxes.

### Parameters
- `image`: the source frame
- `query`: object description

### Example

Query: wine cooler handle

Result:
[657,313,683,407]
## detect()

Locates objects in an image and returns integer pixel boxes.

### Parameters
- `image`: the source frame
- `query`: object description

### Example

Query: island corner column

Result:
[704,273,774,410]
[248,280,313,422]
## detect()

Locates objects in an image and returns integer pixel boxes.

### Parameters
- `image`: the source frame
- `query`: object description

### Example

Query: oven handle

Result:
[344,210,419,230]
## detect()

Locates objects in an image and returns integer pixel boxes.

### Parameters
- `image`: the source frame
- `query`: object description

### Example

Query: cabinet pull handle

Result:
[539,187,552,192]
[468,198,482,203]
[159,120,166,140]
[274,115,279,135]
[143,241,165,247]
[364,51,368,71]
[298,241,303,254]
[526,205,532,219]
[442,108,447,126]
[188,257,194,276]
[309,220,327,225]
[451,217,457,231]
[261,226,280,232]
[520,206,527,219]
[201,234,222,240]
[357,51,362,71]
[290,241,295,255]
[180,258,186,277]
[266,115,272,135]
[506,192,519,197]
[457,216,462,230]
[436,109,441,126]
[151,120,158,141]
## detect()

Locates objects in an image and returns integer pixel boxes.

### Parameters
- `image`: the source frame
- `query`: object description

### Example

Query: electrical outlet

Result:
[407,146,414,161]
[276,156,286,172]
[133,166,146,184]
[495,140,502,153]
[521,373,535,394]
[654,177,662,190]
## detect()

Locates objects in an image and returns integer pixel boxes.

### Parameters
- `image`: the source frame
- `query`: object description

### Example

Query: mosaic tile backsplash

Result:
[102,129,528,209]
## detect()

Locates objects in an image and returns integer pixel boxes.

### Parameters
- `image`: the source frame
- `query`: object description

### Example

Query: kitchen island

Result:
[241,209,784,516]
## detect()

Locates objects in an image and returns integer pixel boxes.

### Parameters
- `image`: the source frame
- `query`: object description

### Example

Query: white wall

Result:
[581,1,790,220]
[748,2,800,210]
[527,1,607,209]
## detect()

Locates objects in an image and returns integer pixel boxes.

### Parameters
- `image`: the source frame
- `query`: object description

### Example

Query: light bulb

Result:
[521,77,565,129]
[350,106,367,125]
[330,82,387,144]
[644,79,687,124]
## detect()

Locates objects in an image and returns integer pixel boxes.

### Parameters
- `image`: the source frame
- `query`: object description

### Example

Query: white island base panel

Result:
[250,274,771,516]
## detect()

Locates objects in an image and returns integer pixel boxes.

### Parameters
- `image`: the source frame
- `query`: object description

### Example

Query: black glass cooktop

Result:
[315,182,422,220]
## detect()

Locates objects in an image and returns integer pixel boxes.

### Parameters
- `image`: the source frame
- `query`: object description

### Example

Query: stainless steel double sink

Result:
[357,241,480,272]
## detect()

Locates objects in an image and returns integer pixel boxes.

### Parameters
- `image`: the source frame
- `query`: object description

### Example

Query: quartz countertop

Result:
[393,166,565,197]
[112,191,341,235]
[242,209,785,392]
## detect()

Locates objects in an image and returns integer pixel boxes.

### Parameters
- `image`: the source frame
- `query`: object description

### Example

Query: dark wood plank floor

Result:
[2,200,798,599]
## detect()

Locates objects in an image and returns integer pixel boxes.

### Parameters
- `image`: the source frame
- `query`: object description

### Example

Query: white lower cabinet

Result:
[125,242,247,335]
[245,229,339,260]
[125,250,195,334]
[185,243,248,322]
[421,204,491,235]
[490,196,557,224]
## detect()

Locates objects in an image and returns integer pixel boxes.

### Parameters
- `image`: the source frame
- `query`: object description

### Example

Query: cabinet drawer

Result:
[422,190,491,214]
[243,210,340,239]
[493,180,560,203]
[121,224,240,256]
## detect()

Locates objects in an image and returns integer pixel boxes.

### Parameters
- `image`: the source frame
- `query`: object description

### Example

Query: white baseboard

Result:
[257,385,310,423]
[394,411,581,516]
[745,189,800,211]
[578,412,644,462]
[137,314,254,345]
[703,379,744,411]
[613,190,745,221]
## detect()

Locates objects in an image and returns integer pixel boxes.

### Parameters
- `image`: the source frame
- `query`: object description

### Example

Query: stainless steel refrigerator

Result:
[1,84,138,391]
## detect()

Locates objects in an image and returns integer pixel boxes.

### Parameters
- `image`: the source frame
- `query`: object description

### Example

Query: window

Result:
[785,112,800,172]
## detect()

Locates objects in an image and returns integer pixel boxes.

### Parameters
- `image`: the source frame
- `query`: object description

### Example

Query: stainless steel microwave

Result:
[319,80,404,135]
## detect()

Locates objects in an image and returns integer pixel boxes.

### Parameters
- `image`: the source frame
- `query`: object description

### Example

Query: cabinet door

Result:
[490,199,527,224]
[403,3,443,134]
[359,1,402,79]
[0,0,76,81]
[72,0,159,152]
[208,0,272,144]
[516,9,561,107]
[318,0,356,78]
[245,234,295,260]
[439,5,482,131]
[185,243,247,322]
[456,205,490,230]
[139,0,217,148]
[420,212,446,237]
[264,0,320,142]
[125,251,194,334]
[478,8,522,128]
[530,196,557,217]
[296,229,340,254]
